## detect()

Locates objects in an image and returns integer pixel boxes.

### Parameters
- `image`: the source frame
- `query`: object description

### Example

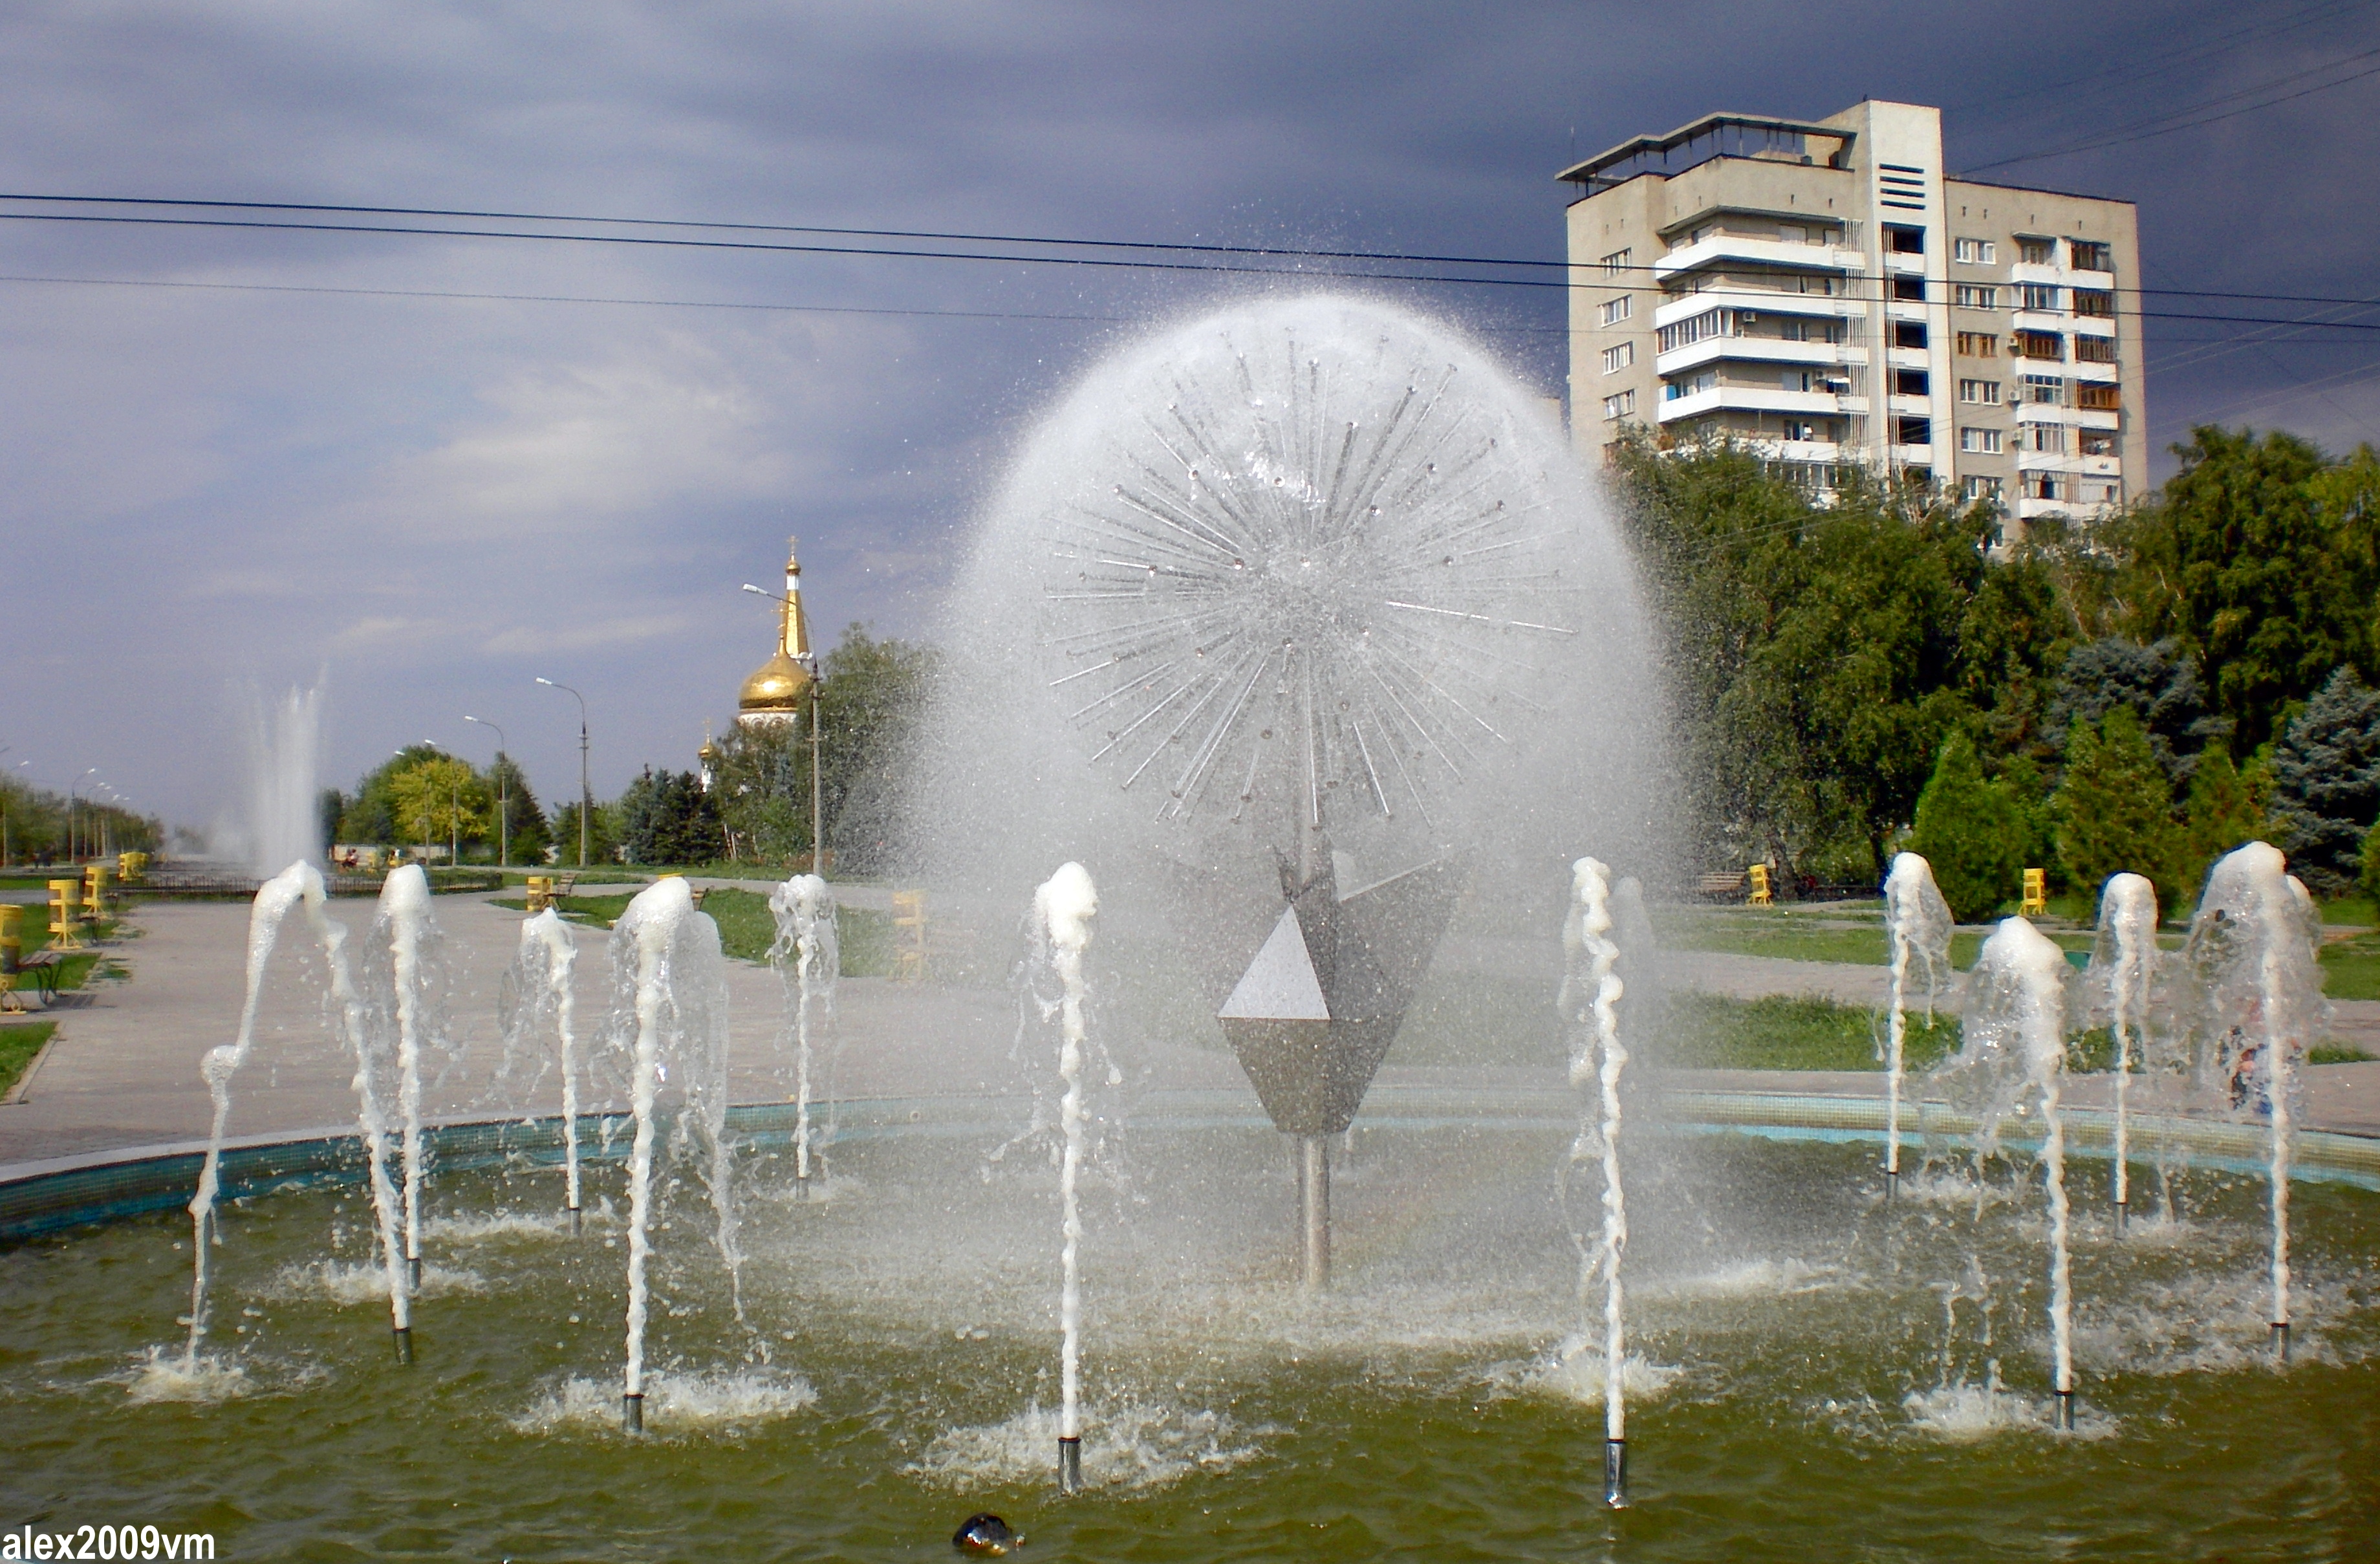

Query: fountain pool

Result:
[5,1100,2378,1559]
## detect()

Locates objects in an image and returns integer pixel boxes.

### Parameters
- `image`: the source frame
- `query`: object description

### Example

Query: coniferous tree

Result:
[2055,704,2188,914]
[2269,666,2380,896]
[2183,745,2271,895]
[1909,733,2026,922]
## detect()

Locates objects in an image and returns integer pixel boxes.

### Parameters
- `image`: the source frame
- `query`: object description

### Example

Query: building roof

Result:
[1557,111,1852,190]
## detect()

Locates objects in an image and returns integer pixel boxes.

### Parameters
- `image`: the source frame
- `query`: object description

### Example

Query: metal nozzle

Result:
[2054,1389,2075,1431]
[1057,1435,1083,1494]
[623,1393,645,1433]
[392,1327,413,1365]
[568,1204,583,1235]
[1603,1438,1627,1508]
[2272,1321,2291,1361]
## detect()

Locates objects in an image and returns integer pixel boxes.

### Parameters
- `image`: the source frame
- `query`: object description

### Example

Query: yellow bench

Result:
[892,890,927,981]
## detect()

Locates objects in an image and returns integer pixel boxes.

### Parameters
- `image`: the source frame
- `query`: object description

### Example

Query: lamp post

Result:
[537,678,592,869]
[464,715,510,868]
[742,582,825,874]
[70,768,96,863]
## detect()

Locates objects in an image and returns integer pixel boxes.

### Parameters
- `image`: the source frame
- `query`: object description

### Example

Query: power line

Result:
[0,271,1132,325]
[1938,0,2367,117]
[7,193,2380,316]
[1959,42,2380,175]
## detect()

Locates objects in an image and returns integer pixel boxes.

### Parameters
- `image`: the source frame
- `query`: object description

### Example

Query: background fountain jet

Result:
[1218,846,1464,1288]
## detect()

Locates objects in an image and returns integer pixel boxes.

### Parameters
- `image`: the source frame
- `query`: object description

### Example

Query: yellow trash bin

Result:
[47,880,85,951]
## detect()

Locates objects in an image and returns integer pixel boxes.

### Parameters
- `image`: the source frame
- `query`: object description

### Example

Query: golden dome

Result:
[735,536,817,722]
[739,649,812,714]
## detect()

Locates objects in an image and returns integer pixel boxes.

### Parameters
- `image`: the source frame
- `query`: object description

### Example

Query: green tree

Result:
[549,799,622,866]
[2115,428,2379,753]
[389,755,488,857]
[2268,666,2380,897]
[2054,705,2188,915]
[485,754,549,867]
[618,768,721,865]
[1909,733,2026,922]
[818,625,935,872]
[2183,744,2272,900]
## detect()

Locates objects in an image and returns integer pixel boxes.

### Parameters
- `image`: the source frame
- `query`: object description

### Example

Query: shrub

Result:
[1909,733,2026,922]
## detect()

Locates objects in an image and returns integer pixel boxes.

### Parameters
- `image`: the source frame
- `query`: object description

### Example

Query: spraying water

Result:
[2184,842,2327,1358]
[1938,916,2076,1427]
[1560,856,1629,1506]
[1882,853,1955,1194]
[244,684,325,878]
[501,909,583,1224]
[184,862,411,1362]
[767,874,840,1191]
[185,864,318,1358]
[2092,874,2161,1231]
[603,876,738,1431]
[1030,863,1099,1494]
[371,867,442,1290]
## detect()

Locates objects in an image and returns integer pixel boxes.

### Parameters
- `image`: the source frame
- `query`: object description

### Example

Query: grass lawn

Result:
[0,1021,54,1095]
[493,887,898,977]
[1652,993,1962,1072]
[2319,933,2380,1001]
[1653,907,1995,970]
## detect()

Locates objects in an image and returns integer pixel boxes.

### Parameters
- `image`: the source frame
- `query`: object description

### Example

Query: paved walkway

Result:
[4,897,2375,1170]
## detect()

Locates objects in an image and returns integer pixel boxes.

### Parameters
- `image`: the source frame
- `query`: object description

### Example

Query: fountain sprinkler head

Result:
[1603,1437,1627,1508]
[952,1513,1020,1554]
[1057,1435,1083,1495]
[568,1204,582,1235]
[2273,1321,2292,1360]
[392,1327,413,1365]
[622,1393,644,1433]
[2055,1389,2076,1431]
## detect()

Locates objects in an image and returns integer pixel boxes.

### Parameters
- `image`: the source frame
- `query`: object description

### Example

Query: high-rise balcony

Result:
[1650,234,1864,282]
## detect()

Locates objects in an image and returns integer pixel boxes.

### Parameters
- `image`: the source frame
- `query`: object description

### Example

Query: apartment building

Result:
[1561,100,2146,525]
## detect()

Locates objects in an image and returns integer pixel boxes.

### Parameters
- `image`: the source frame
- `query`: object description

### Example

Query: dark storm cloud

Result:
[3,1,2375,825]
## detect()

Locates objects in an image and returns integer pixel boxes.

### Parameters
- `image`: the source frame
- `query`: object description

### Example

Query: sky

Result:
[5,0,2379,833]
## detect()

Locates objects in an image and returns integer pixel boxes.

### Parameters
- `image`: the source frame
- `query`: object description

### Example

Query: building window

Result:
[1954,284,1998,309]
[2070,239,2112,272]
[1663,369,1716,400]
[2023,422,2066,453]
[1602,342,1634,374]
[1961,426,2004,454]
[1782,369,1817,393]
[2076,382,2121,411]
[1897,415,1932,446]
[1893,274,1926,301]
[2080,479,2123,505]
[2079,429,2116,456]
[1780,418,1820,441]
[1599,295,1631,327]
[1601,389,1634,421]
[1894,320,1929,350]
[1886,224,1925,254]
[2074,334,2117,364]
[1958,378,2002,404]
[1954,237,1996,265]
[1601,248,1632,276]
[2015,331,2064,360]
[2020,284,2061,312]
[2024,473,2064,501]
[1895,369,1931,396]
[1956,331,1999,358]
[1964,475,2004,501]
[2023,374,2066,405]
[1655,308,1733,353]
[2073,289,2113,318]
[2018,237,2056,265]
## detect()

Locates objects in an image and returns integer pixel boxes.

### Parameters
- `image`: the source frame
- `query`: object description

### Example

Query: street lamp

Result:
[537,678,592,869]
[464,715,511,868]
[742,582,825,874]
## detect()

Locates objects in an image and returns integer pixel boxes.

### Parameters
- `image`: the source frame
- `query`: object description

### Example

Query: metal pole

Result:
[465,717,510,868]
[1297,1134,1329,1290]
[810,677,823,874]
[537,680,591,868]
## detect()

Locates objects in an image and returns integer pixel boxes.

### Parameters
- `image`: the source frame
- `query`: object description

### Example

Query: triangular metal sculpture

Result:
[1218,851,1465,1287]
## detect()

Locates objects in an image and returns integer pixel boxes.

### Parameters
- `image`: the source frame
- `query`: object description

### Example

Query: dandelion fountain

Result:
[4,298,2379,1559]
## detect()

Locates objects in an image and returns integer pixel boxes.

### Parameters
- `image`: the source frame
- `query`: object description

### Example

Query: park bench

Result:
[10,951,63,1008]
[555,873,581,898]
[1695,871,1747,900]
